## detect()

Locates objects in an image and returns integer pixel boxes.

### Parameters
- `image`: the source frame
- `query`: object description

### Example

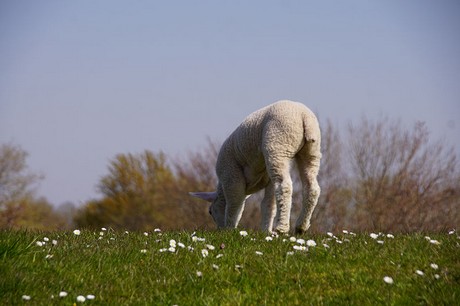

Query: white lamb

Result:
[190,100,321,234]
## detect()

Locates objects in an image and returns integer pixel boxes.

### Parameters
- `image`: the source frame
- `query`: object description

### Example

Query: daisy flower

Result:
[59,291,68,298]
[383,276,394,284]
[296,238,306,245]
[415,270,424,276]
[370,233,379,239]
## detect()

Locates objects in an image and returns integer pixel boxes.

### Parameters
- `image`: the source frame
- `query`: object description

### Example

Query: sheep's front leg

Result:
[260,182,276,232]
[223,183,247,228]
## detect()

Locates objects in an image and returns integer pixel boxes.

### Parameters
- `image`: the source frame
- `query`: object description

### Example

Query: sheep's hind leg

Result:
[294,146,321,234]
[266,158,293,234]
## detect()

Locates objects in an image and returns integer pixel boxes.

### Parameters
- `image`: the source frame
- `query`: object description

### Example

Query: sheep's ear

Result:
[189,191,217,202]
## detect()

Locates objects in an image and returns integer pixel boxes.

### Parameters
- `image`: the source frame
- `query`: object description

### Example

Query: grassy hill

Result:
[1,229,459,305]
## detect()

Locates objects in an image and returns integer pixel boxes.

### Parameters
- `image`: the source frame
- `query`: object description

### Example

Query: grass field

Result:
[1,229,459,305]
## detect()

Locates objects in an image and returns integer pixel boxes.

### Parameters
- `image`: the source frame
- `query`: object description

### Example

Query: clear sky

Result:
[1,1,459,206]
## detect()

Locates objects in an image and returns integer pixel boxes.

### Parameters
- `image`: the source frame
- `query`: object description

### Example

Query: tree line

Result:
[1,117,458,232]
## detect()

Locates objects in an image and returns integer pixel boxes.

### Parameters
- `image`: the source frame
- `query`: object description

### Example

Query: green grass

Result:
[1,229,459,305]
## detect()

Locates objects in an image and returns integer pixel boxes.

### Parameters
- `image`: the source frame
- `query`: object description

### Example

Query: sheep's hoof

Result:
[295,227,307,235]
[275,225,290,234]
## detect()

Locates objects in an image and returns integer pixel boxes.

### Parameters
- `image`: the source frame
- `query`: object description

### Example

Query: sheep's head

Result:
[189,191,226,228]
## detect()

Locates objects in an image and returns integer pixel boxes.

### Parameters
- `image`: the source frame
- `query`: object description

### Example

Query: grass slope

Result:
[1,229,459,305]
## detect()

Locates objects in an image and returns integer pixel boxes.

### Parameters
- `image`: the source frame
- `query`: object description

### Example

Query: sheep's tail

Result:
[302,112,322,159]
[302,112,320,143]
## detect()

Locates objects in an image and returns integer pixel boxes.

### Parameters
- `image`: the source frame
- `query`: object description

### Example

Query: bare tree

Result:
[347,117,459,232]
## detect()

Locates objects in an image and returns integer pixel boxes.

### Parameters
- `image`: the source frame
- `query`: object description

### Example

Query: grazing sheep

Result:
[190,100,321,234]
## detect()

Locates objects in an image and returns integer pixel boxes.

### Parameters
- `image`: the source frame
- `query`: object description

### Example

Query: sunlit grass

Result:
[1,229,459,305]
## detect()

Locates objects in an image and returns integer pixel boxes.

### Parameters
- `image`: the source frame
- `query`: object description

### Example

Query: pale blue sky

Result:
[1,1,459,205]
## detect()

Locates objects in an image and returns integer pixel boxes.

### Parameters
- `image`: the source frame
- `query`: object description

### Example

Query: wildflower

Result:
[45,254,53,259]
[212,264,219,270]
[235,264,243,270]
[323,243,330,248]
[52,240,58,245]
[168,247,176,253]
[154,228,161,232]
[22,295,31,300]
[296,238,306,245]
[169,240,177,248]
[327,232,334,237]
[124,231,129,234]
[424,236,431,241]
[216,254,224,259]
[289,236,297,242]
[143,232,149,236]
[159,248,167,252]
[415,270,424,276]
[434,274,440,279]
[306,240,317,247]
[239,230,248,237]
[293,245,307,251]
[377,240,384,245]
[73,229,81,236]
[343,230,349,234]
[448,229,455,235]
[43,237,49,242]
[76,295,86,302]
[36,241,44,247]
[286,251,294,256]
[220,243,225,249]
[383,276,394,284]
[201,249,209,258]
[206,244,215,250]
[86,295,95,300]
[429,239,441,245]
[386,234,395,239]
[265,236,273,242]
[99,232,104,236]
[177,242,185,248]
[101,227,107,231]
[192,236,205,242]
[255,251,263,256]
[196,271,203,277]
[430,263,439,270]
[140,249,147,253]
[59,291,68,297]
[370,233,379,239]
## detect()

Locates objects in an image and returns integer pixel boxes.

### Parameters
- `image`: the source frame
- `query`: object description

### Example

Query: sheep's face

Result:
[189,191,225,228]
[209,197,226,228]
